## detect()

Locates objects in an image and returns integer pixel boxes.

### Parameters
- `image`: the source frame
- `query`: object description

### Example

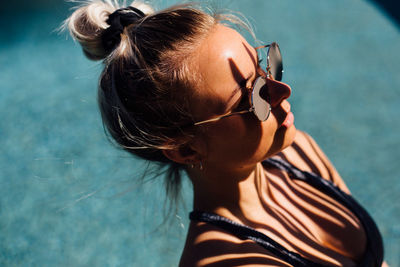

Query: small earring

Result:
[190,163,194,169]
[199,161,204,171]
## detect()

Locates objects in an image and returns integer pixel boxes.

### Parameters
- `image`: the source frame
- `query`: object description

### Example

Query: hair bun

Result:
[101,6,145,53]
[66,1,154,61]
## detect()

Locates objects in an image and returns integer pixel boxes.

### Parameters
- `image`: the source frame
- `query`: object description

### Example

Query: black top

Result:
[190,157,383,267]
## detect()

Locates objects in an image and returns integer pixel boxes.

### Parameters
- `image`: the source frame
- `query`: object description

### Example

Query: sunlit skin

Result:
[162,25,387,267]
[185,24,296,219]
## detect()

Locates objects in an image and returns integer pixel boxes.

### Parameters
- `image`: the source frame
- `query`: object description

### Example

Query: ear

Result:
[162,142,201,165]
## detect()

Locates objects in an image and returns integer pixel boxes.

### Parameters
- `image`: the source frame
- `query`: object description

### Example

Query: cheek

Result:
[201,112,295,165]
[257,116,280,156]
[204,115,272,162]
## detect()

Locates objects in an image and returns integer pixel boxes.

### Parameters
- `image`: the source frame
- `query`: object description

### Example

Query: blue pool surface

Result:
[1,0,399,266]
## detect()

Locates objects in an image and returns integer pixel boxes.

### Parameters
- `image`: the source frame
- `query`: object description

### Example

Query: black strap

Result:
[190,158,383,267]
[101,6,145,53]
[264,158,383,267]
[190,211,327,267]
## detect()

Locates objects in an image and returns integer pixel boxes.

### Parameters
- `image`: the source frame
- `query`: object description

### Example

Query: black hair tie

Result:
[101,6,145,53]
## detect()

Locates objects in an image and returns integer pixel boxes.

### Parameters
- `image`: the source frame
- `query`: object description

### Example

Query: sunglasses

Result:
[194,42,283,126]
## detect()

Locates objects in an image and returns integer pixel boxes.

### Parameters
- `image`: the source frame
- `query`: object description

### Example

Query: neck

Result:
[189,162,268,221]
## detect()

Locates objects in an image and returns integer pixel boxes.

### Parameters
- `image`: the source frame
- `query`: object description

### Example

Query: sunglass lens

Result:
[251,77,271,121]
[268,42,283,81]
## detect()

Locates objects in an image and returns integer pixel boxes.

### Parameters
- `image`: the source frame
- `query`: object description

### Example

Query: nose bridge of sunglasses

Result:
[254,45,272,78]
[256,46,270,66]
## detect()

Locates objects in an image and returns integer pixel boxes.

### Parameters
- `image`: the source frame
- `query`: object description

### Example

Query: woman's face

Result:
[190,24,296,172]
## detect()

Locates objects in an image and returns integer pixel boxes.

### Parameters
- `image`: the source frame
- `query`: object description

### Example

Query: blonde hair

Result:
[65,0,252,201]
[66,0,154,59]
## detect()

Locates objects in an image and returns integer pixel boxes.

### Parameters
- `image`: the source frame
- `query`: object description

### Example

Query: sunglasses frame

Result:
[193,42,282,126]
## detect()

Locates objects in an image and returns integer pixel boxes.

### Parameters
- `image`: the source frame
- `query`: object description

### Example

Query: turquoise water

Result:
[1,0,399,266]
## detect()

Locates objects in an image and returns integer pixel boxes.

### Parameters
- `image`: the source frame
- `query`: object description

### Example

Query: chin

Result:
[267,124,297,158]
[282,123,297,148]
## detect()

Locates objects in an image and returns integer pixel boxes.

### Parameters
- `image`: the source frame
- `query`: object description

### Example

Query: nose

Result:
[260,78,291,107]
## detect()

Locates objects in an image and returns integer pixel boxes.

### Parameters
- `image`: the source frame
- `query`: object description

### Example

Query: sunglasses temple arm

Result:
[254,44,270,50]
[193,110,251,126]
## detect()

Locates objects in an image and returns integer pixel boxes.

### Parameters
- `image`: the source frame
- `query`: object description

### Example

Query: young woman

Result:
[66,1,385,266]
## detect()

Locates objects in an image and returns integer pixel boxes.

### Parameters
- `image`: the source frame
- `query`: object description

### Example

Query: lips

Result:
[278,100,294,128]
[282,112,294,128]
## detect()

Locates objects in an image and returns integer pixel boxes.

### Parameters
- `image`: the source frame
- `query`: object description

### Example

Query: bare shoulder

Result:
[179,222,291,267]
[276,130,351,193]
